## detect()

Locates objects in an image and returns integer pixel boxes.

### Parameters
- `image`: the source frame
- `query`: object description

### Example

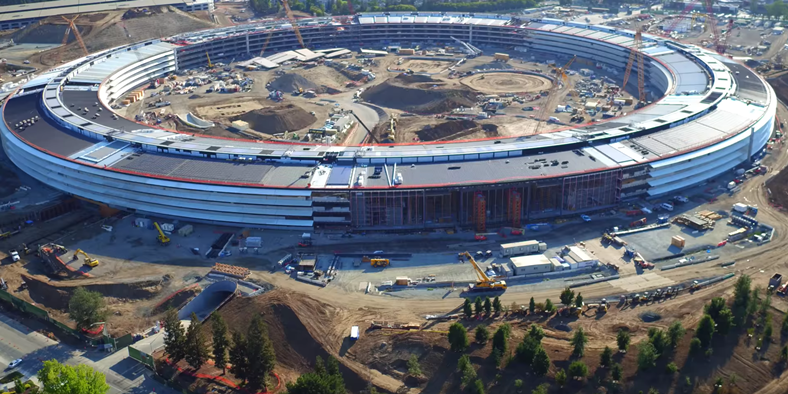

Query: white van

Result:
[661,202,674,211]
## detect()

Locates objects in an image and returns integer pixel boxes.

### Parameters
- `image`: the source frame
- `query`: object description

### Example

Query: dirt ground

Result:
[459,73,552,94]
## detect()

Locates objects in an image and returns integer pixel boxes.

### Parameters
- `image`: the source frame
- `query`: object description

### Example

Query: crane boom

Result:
[154,222,171,245]
[281,0,305,48]
[259,30,274,56]
[622,28,645,103]
[459,251,506,291]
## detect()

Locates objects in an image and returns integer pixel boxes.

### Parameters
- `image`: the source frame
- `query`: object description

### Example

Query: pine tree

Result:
[475,297,483,316]
[544,299,554,314]
[493,296,502,314]
[483,297,492,315]
[211,314,229,374]
[570,327,588,358]
[600,346,613,367]
[555,368,567,387]
[463,298,473,319]
[229,331,248,382]
[529,297,536,314]
[184,312,209,370]
[448,322,469,352]
[532,346,551,375]
[574,293,584,308]
[560,287,575,306]
[617,329,630,352]
[475,325,489,344]
[163,308,186,363]
[245,314,276,390]
[611,363,623,382]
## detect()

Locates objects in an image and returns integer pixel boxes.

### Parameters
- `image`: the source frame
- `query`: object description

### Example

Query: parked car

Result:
[9,250,19,262]
[580,214,591,222]
[6,359,22,369]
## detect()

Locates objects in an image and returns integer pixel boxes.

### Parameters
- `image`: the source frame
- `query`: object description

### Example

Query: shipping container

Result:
[500,240,541,257]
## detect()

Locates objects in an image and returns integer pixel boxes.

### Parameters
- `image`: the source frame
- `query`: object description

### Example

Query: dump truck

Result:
[769,273,782,291]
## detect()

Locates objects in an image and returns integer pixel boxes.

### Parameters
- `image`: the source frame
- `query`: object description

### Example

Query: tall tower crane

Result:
[717,18,735,54]
[533,56,575,135]
[621,28,646,104]
[281,0,305,48]
[259,30,274,56]
[56,15,88,64]
[346,0,355,15]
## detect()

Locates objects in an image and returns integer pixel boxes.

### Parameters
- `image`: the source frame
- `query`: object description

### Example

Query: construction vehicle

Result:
[154,222,170,246]
[206,52,213,68]
[281,0,305,48]
[73,249,99,267]
[598,298,608,313]
[370,258,390,268]
[56,15,89,64]
[298,232,312,247]
[690,280,701,291]
[459,251,507,292]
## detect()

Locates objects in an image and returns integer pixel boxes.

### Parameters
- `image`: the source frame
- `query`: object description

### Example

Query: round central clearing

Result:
[459,73,553,94]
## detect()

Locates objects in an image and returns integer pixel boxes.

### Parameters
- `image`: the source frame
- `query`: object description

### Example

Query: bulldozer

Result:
[73,249,99,267]
[370,258,390,268]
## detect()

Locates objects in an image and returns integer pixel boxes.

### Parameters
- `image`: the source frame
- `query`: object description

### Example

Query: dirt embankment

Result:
[21,274,165,310]
[202,289,399,393]
[361,74,478,114]
[231,104,316,134]
[416,120,498,142]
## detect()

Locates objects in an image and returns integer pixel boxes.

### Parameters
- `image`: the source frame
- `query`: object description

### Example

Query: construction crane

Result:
[717,17,735,54]
[154,222,171,246]
[703,0,722,54]
[259,30,274,56]
[72,249,99,267]
[621,28,646,104]
[56,15,89,64]
[458,251,507,292]
[206,52,213,68]
[346,0,355,15]
[533,56,575,135]
[281,0,305,48]
[662,1,701,35]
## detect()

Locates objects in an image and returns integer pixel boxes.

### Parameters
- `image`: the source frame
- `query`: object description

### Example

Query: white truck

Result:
[9,249,20,262]
[732,203,748,213]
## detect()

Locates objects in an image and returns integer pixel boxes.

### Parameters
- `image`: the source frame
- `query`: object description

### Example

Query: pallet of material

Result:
[697,210,722,221]
[211,263,250,279]
[370,321,422,330]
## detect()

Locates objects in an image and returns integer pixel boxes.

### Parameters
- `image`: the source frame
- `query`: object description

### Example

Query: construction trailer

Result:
[499,240,546,257]
[510,254,555,275]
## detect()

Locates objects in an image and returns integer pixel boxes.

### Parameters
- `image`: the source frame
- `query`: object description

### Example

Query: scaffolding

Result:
[508,189,522,228]
[473,192,486,233]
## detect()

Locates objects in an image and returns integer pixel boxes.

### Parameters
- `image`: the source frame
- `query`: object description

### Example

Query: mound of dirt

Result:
[203,290,386,393]
[268,73,319,92]
[416,120,498,142]
[361,75,478,114]
[21,274,164,310]
[231,104,316,133]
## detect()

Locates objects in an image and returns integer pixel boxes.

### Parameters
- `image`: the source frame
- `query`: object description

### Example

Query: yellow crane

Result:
[458,251,507,292]
[259,30,274,56]
[206,51,213,68]
[73,249,99,267]
[281,0,305,48]
[154,222,171,246]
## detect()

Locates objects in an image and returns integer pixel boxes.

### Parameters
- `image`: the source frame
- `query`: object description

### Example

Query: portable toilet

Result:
[350,326,359,340]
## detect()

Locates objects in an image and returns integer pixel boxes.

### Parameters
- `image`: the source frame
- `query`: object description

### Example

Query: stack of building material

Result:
[671,235,685,248]
[211,263,251,279]
[697,210,723,221]
[122,90,144,105]
[177,224,193,236]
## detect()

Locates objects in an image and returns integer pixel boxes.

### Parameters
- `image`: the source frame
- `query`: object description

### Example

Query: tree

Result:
[475,297,483,316]
[733,274,752,319]
[544,299,555,314]
[611,363,623,382]
[575,293,584,308]
[472,379,485,394]
[68,287,106,330]
[38,360,110,394]
[491,324,510,366]
[184,312,209,370]
[570,327,588,358]
[407,354,422,377]
[600,346,613,367]
[696,314,716,348]
[229,331,248,382]
[705,297,727,321]
[464,299,473,319]
[516,336,539,365]
[211,314,229,374]
[689,337,703,355]
[560,287,575,306]
[617,329,630,352]
[483,297,492,315]
[245,314,276,390]
[716,308,735,335]
[531,383,549,394]
[163,308,186,362]
[493,296,502,314]
[529,297,536,314]
[637,342,658,370]
[475,325,489,344]
[286,356,346,394]
[448,322,469,352]
[458,355,476,386]
[528,324,545,342]
[555,368,567,387]
[667,321,685,349]
[648,328,668,357]
[782,313,788,334]
[532,346,551,375]
[568,361,588,379]
[666,362,678,374]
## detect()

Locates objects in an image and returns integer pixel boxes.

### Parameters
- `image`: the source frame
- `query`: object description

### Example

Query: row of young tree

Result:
[161,309,276,391]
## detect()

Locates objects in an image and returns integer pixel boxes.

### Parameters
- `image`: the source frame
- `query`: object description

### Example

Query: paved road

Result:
[0,312,177,394]
[338,99,381,145]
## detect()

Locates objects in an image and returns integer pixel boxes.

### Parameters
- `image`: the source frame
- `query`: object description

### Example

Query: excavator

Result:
[73,249,99,267]
[154,222,171,246]
[458,251,506,292]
